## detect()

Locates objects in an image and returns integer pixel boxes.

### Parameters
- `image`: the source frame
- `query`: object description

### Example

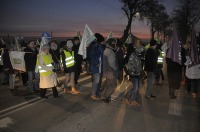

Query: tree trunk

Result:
[121,17,133,43]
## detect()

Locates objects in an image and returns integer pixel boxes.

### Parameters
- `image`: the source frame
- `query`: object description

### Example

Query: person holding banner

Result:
[37,44,60,99]
[24,40,39,93]
[61,40,80,95]
[2,45,16,95]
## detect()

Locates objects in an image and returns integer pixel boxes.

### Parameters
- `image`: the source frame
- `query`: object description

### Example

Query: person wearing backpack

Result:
[123,46,143,106]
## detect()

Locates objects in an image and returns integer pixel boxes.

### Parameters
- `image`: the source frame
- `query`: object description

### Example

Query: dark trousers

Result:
[74,65,82,85]
[21,72,28,85]
[40,87,58,97]
[167,71,182,97]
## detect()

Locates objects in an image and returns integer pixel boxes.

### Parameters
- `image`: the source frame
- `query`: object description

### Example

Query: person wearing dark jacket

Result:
[73,37,83,87]
[24,40,39,92]
[2,45,16,94]
[144,39,158,99]
[49,40,61,71]
[61,40,79,95]
[90,33,105,100]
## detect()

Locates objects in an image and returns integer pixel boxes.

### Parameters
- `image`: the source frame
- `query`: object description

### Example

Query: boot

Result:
[71,87,80,95]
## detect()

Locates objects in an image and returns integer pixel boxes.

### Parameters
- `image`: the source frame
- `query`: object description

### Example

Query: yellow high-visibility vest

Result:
[37,54,54,76]
[157,50,164,64]
[63,50,75,68]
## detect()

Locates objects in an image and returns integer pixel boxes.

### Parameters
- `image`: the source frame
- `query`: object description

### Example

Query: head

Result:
[66,40,73,50]
[150,39,157,49]
[27,40,35,48]
[41,44,50,54]
[49,40,58,50]
[95,33,104,44]
[73,37,80,45]
[106,38,117,50]
[6,44,14,51]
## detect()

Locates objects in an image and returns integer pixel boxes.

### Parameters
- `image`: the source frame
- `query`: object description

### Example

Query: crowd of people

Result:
[0,31,199,106]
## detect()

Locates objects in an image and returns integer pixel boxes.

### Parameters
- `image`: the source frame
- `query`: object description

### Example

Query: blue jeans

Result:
[28,71,40,92]
[125,76,141,102]
[91,73,102,96]
[145,72,155,97]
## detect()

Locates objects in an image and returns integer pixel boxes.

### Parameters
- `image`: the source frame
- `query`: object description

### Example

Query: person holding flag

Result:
[166,27,183,99]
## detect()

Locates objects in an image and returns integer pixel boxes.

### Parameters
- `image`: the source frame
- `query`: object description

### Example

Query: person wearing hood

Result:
[100,38,118,103]
[37,44,60,99]
[24,40,39,93]
[61,40,79,95]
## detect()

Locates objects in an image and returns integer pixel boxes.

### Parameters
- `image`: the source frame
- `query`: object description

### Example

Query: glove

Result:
[52,69,56,72]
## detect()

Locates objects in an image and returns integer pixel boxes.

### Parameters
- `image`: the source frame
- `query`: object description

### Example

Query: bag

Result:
[127,51,142,76]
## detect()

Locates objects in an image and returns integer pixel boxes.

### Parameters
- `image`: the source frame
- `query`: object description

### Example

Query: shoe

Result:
[91,95,99,100]
[130,101,140,106]
[104,99,110,103]
[145,96,150,99]
[192,93,197,98]
[71,89,80,95]
[64,89,70,93]
[170,95,177,99]
[41,96,48,99]
[150,95,156,99]
[54,96,61,99]
[123,98,130,104]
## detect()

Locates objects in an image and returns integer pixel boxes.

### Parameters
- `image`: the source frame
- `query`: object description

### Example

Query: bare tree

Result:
[173,0,200,43]
[120,0,169,42]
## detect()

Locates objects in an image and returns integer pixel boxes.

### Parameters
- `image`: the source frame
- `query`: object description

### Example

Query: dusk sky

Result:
[0,0,179,40]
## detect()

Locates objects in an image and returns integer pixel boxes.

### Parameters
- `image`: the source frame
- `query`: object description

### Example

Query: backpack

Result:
[127,51,142,76]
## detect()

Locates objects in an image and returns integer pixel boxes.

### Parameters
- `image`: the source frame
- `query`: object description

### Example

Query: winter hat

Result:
[150,39,157,46]
[95,33,104,43]
[66,40,73,48]
[106,38,116,49]
[41,44,50,51]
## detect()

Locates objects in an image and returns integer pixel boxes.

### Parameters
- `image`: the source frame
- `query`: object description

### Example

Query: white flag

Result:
[78,24,96,59]
[15,37,21,51]
[106,31,113,40]
[36,39,40,46]
[125,34,132,44]
[9,51,26,71]
[39,37,49,53]
[0,38,6,45]
[76,30,82,40]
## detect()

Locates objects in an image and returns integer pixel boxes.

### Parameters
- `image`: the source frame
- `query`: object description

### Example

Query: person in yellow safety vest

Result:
[60,40,79,95]
[155,48,164,85]
[37,44,60,99]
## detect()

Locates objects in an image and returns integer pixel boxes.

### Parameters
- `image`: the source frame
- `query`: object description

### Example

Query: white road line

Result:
[0,117,14,128]
[0,74,92,117]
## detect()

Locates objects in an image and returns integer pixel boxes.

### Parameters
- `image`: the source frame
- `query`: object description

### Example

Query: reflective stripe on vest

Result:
[38,54,53,76]
[63,50,75,68]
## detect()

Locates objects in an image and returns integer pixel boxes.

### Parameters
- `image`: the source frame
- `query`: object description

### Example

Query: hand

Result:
[52,69,56,72]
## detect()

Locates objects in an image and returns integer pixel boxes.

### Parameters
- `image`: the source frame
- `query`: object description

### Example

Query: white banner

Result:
[78,24,96,59]
[106,31,113,40]
[9,51,26,72]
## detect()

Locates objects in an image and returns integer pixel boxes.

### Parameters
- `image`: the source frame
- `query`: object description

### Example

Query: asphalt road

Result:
[0,70,199,132]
